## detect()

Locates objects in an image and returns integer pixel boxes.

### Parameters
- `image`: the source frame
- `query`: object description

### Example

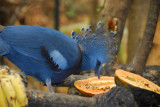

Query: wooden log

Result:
[27,87,136,107]
[115,76,160,106]
[53,75,92,87]
[27,88,96,107]
[95,87,136,107]
[55,64,160,88]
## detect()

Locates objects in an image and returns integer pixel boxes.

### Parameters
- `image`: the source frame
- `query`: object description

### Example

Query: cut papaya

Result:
[115,69,160,105]
[74,76,116,97]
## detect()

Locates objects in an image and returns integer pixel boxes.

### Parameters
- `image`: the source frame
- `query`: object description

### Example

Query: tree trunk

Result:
[127,0,150,63]
[100,0,133,76]
[130,1,160,74]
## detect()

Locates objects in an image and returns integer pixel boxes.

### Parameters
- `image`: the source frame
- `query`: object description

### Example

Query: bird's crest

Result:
[71,19,118,63]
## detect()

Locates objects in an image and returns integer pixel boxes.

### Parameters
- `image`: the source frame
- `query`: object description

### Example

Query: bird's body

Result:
[0,25,81,83]
[0,24,111,92]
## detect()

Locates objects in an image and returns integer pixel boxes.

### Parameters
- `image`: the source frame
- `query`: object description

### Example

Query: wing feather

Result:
[1,25,79,70]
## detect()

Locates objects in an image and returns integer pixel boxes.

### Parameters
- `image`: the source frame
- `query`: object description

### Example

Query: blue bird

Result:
[0,22,115,92]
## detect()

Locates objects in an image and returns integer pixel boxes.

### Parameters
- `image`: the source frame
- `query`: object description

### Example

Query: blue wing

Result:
[1,25,79,70]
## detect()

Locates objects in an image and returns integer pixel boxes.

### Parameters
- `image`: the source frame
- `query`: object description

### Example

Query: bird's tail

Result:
[0,25,10,56]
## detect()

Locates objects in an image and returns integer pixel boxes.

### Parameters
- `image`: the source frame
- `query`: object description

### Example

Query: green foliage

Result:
[96,5,104,12]
[65,0,76,18]
[99,5,104,9]
[66,8,76,18]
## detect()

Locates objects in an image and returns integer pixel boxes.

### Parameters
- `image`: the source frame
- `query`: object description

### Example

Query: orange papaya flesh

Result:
[74,76,116,97]
[115,69,160,105]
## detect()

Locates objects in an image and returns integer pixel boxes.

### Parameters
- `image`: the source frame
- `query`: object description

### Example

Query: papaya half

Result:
[115,69,160,105]
[74,76,116,97]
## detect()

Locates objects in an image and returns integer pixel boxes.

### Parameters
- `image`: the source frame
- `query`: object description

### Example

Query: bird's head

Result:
[71,22,117,79]
[82,47,107,79]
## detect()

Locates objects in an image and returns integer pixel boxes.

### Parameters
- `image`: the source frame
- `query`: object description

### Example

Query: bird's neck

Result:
[67,45,83,74]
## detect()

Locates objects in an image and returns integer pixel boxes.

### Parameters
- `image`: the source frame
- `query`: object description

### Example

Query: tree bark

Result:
[55,64,160,88]
[27,88,96,107]
[100,0,133,76]
[27,87,135,107]
[54,0,60,30]
[127,0,150,63]
[130,1,160,74]
[89,0,98,30]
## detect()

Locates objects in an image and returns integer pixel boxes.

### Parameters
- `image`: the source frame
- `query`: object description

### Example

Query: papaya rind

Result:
[115,69,160,105]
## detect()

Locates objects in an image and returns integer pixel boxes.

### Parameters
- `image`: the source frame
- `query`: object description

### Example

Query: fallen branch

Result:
[27,87,135,107]
[53,75,91,87]
[55,64,160,88]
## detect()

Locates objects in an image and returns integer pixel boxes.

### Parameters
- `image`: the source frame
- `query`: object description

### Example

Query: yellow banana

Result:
[15,73,23,81]
[10,74,28,106]
[1,78,16,106]
[12,99,21,107]
[0,83,8,107]
[0,75,9,79]
[0,66,28,107]
[8,99,21,107]
[0,67,9,75]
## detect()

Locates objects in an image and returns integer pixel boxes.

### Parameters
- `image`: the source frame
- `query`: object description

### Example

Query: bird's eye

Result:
[97,62,101,66]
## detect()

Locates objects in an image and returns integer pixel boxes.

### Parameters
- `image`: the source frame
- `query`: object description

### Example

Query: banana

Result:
[0,67,9,75]
[0,66,28,107]
[16,99,21,107]
[0,83,8,107]
[1,78,16,106]
[10,74,28,106]
[12,99,21,107]
[15,73,23,81]
[0,75,9,79]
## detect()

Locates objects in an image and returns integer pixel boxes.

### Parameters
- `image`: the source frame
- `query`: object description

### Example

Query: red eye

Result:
[97,62,101,66]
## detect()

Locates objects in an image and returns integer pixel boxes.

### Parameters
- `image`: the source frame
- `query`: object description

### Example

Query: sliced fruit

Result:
[74,76,116,97]
[115,69,160,105]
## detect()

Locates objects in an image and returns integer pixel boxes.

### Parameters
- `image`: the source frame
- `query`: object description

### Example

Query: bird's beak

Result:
[95,67,101,80]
